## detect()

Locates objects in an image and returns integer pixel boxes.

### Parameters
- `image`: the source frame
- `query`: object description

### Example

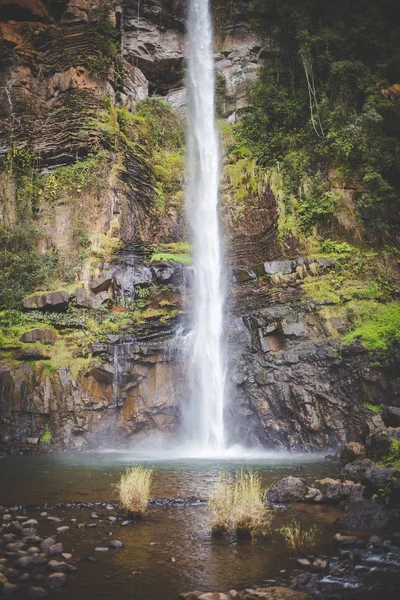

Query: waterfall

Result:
[186,0,226,453]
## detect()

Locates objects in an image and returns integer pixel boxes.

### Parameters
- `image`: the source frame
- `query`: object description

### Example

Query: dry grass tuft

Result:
[296,265,307,279]
[115,466,153,517]
[280,519,319,552]
[308,262,320,276]
[209,471,272,537]
[271,272,286,285]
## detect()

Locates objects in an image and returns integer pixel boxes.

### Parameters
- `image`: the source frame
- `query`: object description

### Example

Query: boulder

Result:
[382,406,400,428]
[153,267,174,283]
[314,478,364,504]
[281,322,308,337]
[20,329,57,345]
[339,459,373,483]
[263,260,293,275]
[74,286,90,308]
[365,428,400,460]
[362,467,400,493]
[267,477,308,503]
[26,438,40,445]
[233,269,257,284]
[88,290,110,309]
[340,499,396,531]
[339,442,365,465]
[23,291,69,311]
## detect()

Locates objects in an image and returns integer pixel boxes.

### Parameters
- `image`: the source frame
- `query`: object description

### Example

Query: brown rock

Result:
[339,442,365,465]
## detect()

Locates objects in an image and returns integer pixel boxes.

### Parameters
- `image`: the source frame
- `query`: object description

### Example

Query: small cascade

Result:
[186,0,226,453]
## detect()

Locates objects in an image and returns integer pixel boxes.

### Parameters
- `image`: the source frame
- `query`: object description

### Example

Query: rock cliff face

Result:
[0,0,399,454]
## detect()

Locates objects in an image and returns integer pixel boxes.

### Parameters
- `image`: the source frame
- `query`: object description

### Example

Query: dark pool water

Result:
[0,452,342,600]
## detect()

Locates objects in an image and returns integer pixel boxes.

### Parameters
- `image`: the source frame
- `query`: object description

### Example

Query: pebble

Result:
[56,526,70,535]
[39,513,48,518]
[109,540,123,549]
[121,521,132,527]
[90,513,99,519]
[48,543,63,556]
[14,555,34,568]
[87,523,97,528]
[61,553,72,560]
[32,555,48,565]
[27,547,40,554]
[108,516,117,523]
[3,515,12,522]
[95,547,109,552]
[78,523,85,529]
[297,558,311,567]
[28,588,48,598]
[48,560,76,573]
[40,538,56,553]
[45,572,67,589]
[6,542,24,552]
[47,517,61,523]
[334,533,359,545]
[19,572,31,582]
[23,520,38,528]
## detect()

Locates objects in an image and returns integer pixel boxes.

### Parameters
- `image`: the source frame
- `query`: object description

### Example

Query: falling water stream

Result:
[186,0,226,454]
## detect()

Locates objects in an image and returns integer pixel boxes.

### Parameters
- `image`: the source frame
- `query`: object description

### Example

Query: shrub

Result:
[320,239,354,254]
[209,470,272,537]
[280,519,319,552]
[40,424,52,445]
[115,466,153,517]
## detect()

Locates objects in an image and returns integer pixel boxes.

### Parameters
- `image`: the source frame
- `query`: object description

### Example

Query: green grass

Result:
[343,301,400,351]
[280,519,319,552]
[150,242,192,265]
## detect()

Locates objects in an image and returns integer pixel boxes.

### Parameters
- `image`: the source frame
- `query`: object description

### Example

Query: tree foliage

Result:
[236,0,400,238]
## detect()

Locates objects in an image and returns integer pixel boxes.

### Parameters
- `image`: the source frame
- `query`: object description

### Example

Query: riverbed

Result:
[0,453,346,600]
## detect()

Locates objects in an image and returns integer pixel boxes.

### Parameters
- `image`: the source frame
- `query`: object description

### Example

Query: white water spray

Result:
[186,0,226,453]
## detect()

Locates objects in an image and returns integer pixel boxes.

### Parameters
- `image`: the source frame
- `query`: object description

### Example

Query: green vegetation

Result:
[363,402,384,414]
[40,424,52,445]
[115,466,153,517]
[235,0,400,240]
[209,471,272,537]
[151,242,192,265]
[93,97,185,215]
[378,439,400,469]
[279,519,319,552]
[87,1,119,80]
[0,225,56,310]
[343,301,400,351]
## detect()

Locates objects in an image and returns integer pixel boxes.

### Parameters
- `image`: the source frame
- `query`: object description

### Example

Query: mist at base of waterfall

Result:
[98,437,327,463]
